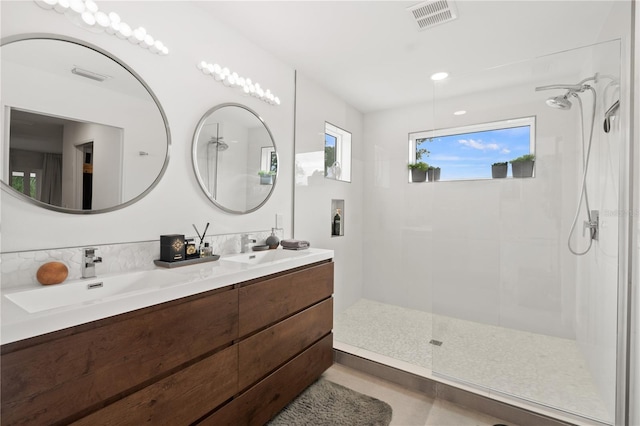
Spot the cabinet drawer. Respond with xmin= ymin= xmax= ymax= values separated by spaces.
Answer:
xmin=200 ymin=334 xmax=333 ymax=426
xmin=1 ymin=288 xmax=238 ymax=426
xmin=238 ymin=298 xmax=333 ymax=390
xmin=73 ymin=345 xmax=238 ymax=426
xmin=239 ymin=261 xmax=333 ymax=336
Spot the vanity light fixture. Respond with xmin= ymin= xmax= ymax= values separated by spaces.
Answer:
xmin=197 ymin=61 xmax=281 ymax=106
xmin=430 ymin=71 xmax=449 ymax=81
xmin=33 ymin=0 xmax=169 ymax=55
xmin=71 ymin=66 xmax=110 ymax=82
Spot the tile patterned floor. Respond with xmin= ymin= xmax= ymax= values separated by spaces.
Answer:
xmin=323 ymin=363 xmax=517 ymax=426
xmin=334 ymin=299 xmax=611 ymax=424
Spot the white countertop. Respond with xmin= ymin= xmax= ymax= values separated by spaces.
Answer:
xmin=1 ymin=248 xmax=333 ymax=345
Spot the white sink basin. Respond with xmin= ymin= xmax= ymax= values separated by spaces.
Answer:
xmin=5 ymin=269 xmax=186 ymax=313
xmin=222 ymin=249 xmax=308 ymax=266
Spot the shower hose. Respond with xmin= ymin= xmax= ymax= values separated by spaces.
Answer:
xmin=567 ymin=86 xmax=597 ymax=256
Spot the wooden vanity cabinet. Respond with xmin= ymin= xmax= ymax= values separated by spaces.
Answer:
xmin=1 ymin=260 xmax=334 ymax=426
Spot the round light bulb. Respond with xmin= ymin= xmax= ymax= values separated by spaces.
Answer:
xmin=106 ymin=20 xmax=119 ymax=35
xmin=81 ymin=11 xmax=96 ymax=26
xmin=221 ymin=67 xmax=230 ymax=76
xmin=243 ymin=85 xmax=250 ymax=94
xmin=67 ymin=0 xmax=85 ymax=15
xmin=84 ymin=0 xmax=98 ymax=13
xmin=161 ymin=46 xmax=169 ymax=55
xmin=94 ymin=11 xmax=110 ymax=29
xmin=143 ymin=35 xmax=154 ymax=49
xmin=197 ymin=61 xmax=207 ymax=70
xmin=117 ymin=22 xmax=132 ymax=39
xmin=275 ymin=97 xmax=281 ymax=105
xmin=212 ymin=64 xmax=222 ymax=74
xmin=153 ymin=40 xmax=165 ymax=53
xmin=109 ymin=12 xmax=121 ymax=24
xmin=128 ymin=28 xmax=143 ymax=44
xmin=453 ymin=110 xmax=467 ymax=115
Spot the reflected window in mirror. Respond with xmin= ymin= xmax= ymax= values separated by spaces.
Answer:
xmin=409 ymin=116 xmax=535 ymax=181
xmin=324 ymin=122 xmax=351 ymax=182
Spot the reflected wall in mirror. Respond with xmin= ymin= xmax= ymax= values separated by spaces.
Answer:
xmin=1 ymin=35 xmax=170 ymax=213
xmin=193 ymin=103 xmax=277 ymax=214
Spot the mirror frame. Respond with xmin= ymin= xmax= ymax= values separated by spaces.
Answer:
xmin=192 ymin=103 xmax=278 ymax=214
xmin=0 ymin=33 xmax=171 ymax=214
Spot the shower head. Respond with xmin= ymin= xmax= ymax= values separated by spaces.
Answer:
xmin=209 ymin=137 xmax=229 ymax=151
xmin=535 ymin=79 xmax=594 ymax=111
xmin=545 ymin=93 xmax=573 ymax=110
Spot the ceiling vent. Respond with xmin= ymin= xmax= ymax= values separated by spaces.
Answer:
xmin=407 ymin=0 xmax=458 ymax=31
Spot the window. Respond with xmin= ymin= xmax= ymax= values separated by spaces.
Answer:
xmin=11 ymin=170 xmax=38 ymax=198
xmin=409 ymin=116 xmax=535 ymax=181
xmin=324 ymin=122 xmax=352 ymax=182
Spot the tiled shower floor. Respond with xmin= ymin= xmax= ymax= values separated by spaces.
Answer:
xmin=334 ymin=299 xmax=611 ymax=424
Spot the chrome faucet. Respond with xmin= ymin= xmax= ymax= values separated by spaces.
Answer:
xmin=82 ymin=247 xmax=102 ymax=278
xmin=240 ymin=234 xmax=256 ymax=253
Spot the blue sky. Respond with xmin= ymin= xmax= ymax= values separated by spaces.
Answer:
xmin=417 ymin=125 xmax=532 ymax=180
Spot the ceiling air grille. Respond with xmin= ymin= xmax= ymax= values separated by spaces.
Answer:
xmin=407 ymin=0 xmax=458 ymax=31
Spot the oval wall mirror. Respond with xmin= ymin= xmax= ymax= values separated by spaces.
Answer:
xmin=1 ymin=35 xmax=170 ymax=214
xmin=192 ymin=103 xmax=278 ymax=214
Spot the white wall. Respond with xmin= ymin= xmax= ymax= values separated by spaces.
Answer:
xmin=0 ymin=1 xmax=295 ymax=253
xmin=63 ymin=121 xmax=123 ymax=210
xmin=293 ymin=73 xmax=364 ymax=316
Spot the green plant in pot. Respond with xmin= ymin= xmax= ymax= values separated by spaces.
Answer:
xmin=408 ymin=140 xmax=430 ymax=183
xmin=427 ymin=165 xmax=441 ymax=182
xmin=491 ymin=162 xmax=508 ymax=178
xmin=258 ymin=170 xmax=276 ymax=184
xmin=510 ymin=154 xmax=535 ymax=178
xmin=408 ymin=161 xmax=429 ymax=182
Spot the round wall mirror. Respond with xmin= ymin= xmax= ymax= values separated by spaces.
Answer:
xmin=1 ymin=35 xmax=170 ymax=214
xmin=192 ymin=103 xmax=278 ymax=214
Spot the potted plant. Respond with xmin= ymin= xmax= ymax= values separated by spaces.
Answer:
xmin=258 ymin=170 xmax=276 ymax=185
xmin=409 ymin=139 xmax=430 ymax=183
xmin=408 ymin=162 xmax=428 ymax=182
xmin=491 ymin=162 xmax=508 ymax=178
xmin=510 ymin=154 xmax=535 ymax=178
xmin=428 ymin=166 xmax=441 ymax=182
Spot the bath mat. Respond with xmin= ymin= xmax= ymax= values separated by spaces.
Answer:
xmin=268 ymin=378 xmax=393 ymax=426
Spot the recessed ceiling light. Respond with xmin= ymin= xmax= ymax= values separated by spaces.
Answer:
xmin=453 ymin=110 xmax=466 ymax=115
xmin=430 ymin=72 xmax=449 ymax=81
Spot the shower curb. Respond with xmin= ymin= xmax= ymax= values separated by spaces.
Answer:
xmin=333 ymin=349 xmax=591 ymax=426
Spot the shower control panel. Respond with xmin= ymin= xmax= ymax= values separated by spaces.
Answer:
xmin=584 ymin=210 xmax=599 ymax=241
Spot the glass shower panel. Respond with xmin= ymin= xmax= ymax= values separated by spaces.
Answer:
xmin=430 ymin=40 xmax=620 ymax=424
xmin=331 ymin=82 xmax=436 ymax=376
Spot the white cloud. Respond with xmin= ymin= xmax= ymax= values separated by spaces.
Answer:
xmin=501 ymin=148 xmax=511 ymax=154
xmin=458 ymin=138 xmax=500 ymax=151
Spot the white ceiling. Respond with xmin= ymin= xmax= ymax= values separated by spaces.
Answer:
xmin=194 ymin=1 xmax=618 ymax=113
